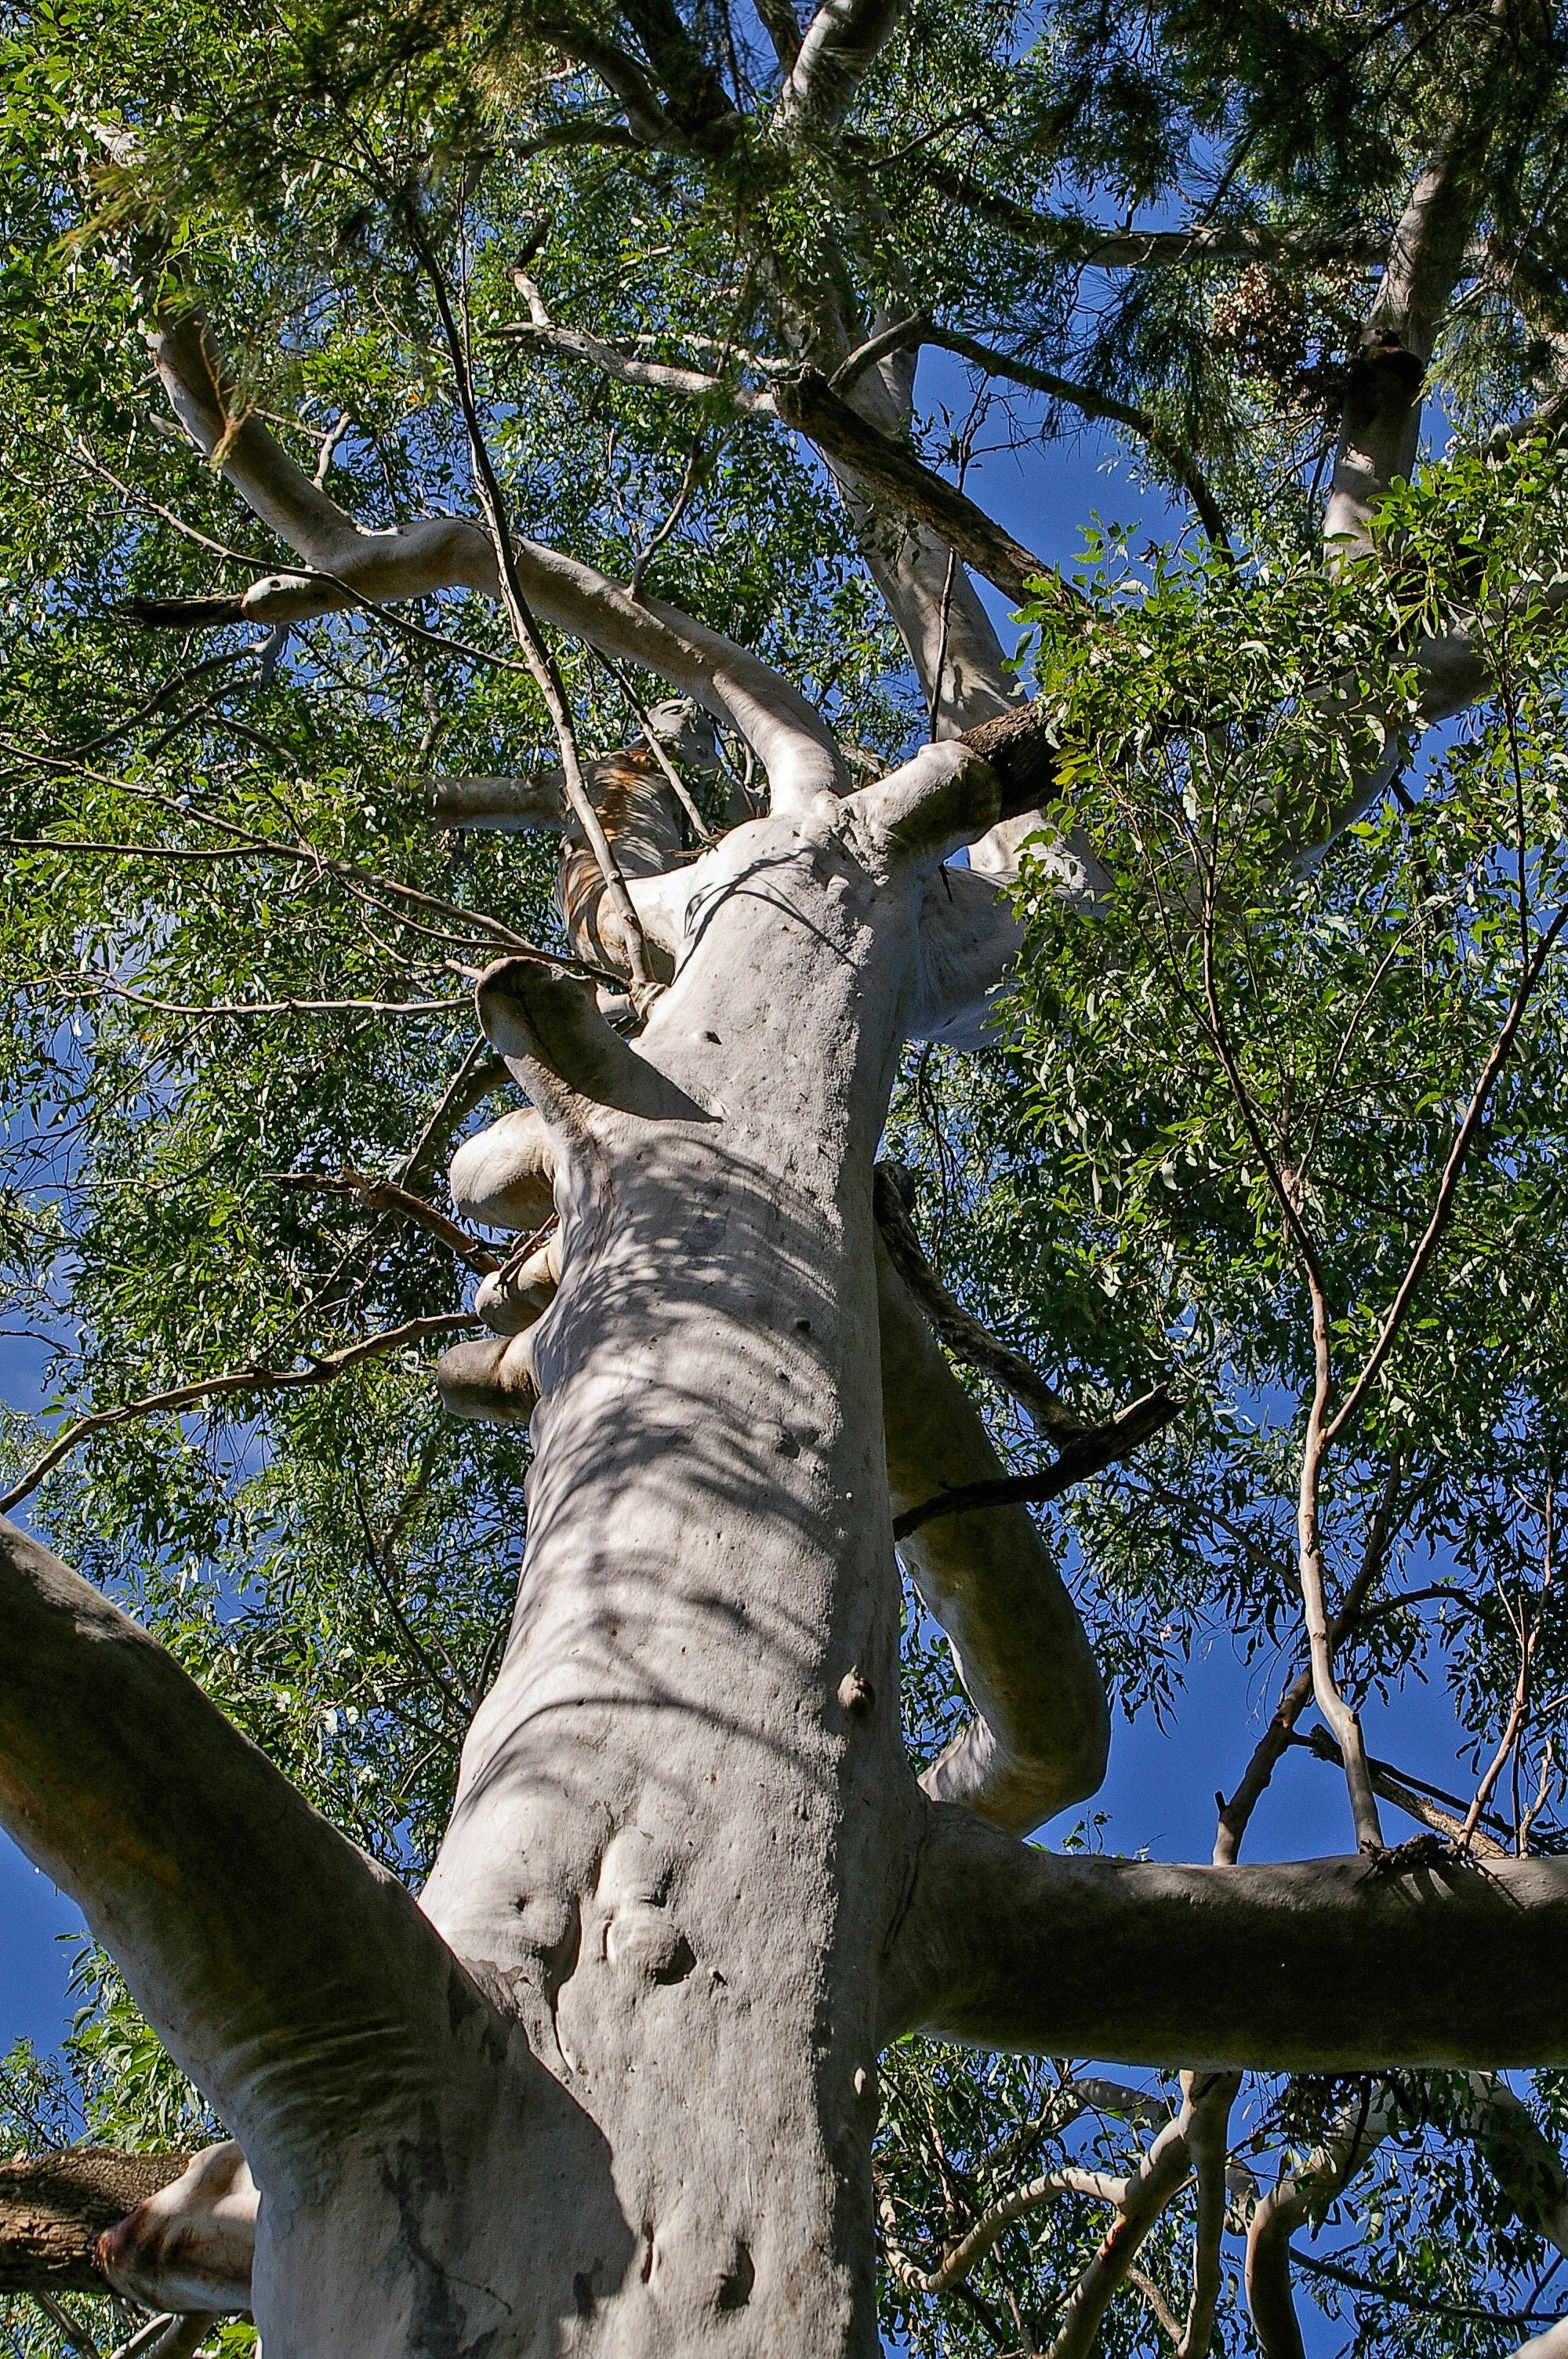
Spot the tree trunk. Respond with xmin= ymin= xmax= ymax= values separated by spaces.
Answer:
xmin=1 ymin=743 xmax=1004 ymax=2359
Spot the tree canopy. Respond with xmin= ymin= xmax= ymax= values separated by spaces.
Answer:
xmin=7 ymin=0 xmax=1568 ymax=2351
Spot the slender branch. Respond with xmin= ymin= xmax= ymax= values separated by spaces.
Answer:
xmin=492 ymin=314 xmax=775 ymax=413
xmin=1290 ymin=2244 xmax=1555 ymax=2326
xmin=0 ymin=1314 xmax=481 ymax=1514
xmin=1042 ymin=2075 xmax=1237 ymax=2359
xmin=1176 ymin=2072 xmax=1238 ymax=2357
xmin=875 ymin=2160 xmax=1127 ymax=2295
xmin=408 ymin=220 xmax=657 ymax=998
xmin=891 ymin=1383 xmax=1179 ymax=1539
xmin=1198 ymin=872 xmax=1382 ymax=1850
xmin=1326 ymin=903 xmax=1568 ymax=1447
xmin=873 ymin=1164 xmax=1084 ymax=1438
xmin=1298 ymin=1728 xmax=1509 ymax=1859
xmin=833 ymin=317 xmax=1229 ymax=547
xmin=269 ymin=1170 xmax=500 ymax=1274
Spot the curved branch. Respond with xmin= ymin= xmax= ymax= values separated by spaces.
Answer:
xmin=891 ymin=1383 xmax=1179 ymax=1540
xmin=0 ymin=1519 xmax=511 ymax=2186
xmin=145 ymin=314 xmax=844 ymax=814
xmin=1246 ymin=2089 xmax=1392 ymax=2359
xmin=0 ymin=1313 xmax=481 ymax=1515
xmin=878 ymin=1239 xmax=1109 ymax=1834
xmin=1041 ymin=2076 xmax=1236 ymax=2359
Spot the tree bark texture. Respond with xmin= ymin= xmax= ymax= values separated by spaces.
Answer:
xmin=0 ymin=2150 xmax=191 ymax=2294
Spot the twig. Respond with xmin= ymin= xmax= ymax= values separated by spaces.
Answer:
xmin=1199 ymin=871 xmax=1383 ymax=1851
xmin=0 ymin=1314 xmax=481 ymax=1513
xmin=628 ymin=429 xmax=710 ymax=598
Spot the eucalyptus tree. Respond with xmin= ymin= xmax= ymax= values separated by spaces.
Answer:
xmin=7 ymin=0 xmax=1568 ymax=2356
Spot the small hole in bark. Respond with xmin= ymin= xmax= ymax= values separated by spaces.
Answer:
xmin=717 ymin=2245 xmax=754 ymax=2310
xmin=795 ymin=1318 xmax=811 ymax=1332
xmin=702 ymin=1029 xmax=721 ymax=1042
xmin=572 ymin=2272 xmax=595 ymax=2319
xmin=774 ymin=1431 xmax=800 ymax=1457
xmin=652 ymin=1934 xmax=696 ymax=1984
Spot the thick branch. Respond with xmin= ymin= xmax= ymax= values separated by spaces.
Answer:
xmin=776 ymin=0 xmax=908 ymax=129
xmin=145 ymin=314 xmax=844 ymax=813
xmin=775 ymin=366 xmax=1070 ymax=612
xmin=888 ymin=1808 xmax=1568 ymax=2064
xmin=0 ymin=2150 xmax=191 ymax=2295
xmin=0 ymin=1520 xmax=509 ymax=2183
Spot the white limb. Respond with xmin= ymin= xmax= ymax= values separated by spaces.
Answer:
xmin=97 ymin=2144 xmax=257 ymax=2317
xmin=877 ymin=1239 xmax=1109 ymax=1833
xmin=1245 ymin=2089 xmax=1394 ymax=2359
xmin=776 ymin=0 xmax=910 ymax=130
xmin=150 ymin=315 xmax=845 ymax=814
xmin=1515 ymin=2324 xmax=1568 ymax=2359
xmin=474 ymin=1233 xmax=562 ymax=1334
xmin=448 ymin=1107 xmax=557 ymax=1233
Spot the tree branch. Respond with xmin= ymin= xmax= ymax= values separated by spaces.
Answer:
xmin=834 ymin=319 xmax=1229 ymax=547
xmin=0 ymin=2150 xmax=191 ymax=2295
xmin=774 ymin=367 xmax=1073 ymax=612
xmin=143 ymin=313 xmax=844 ymax=814
xmin=0 ymin=1520 xmax=514 ymax=2187
xmin=887 ymin=1808 xmax=1568 ymax=2065
xmin=777 ymin=0 xmax=909 ymax=130
xmin=891 ymin=1383 xmax=1179 ymax=1539
xmin=878 ymin=1239 xmax=1109 ymax=1834
xmin=873 ymin=1164 xmax=1084 ymax=1439
xmin=0 ymin=1313 xmax=481 ymax=1514
xmin=1042 ymin=2074 xmax=1238 ymax=2359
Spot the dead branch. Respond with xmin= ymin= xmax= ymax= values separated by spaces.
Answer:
xmin=891 ymin=1383 xmax=1179 ymax=1539
xmin=270 ymin=1170 xmax=500 ymax=1274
